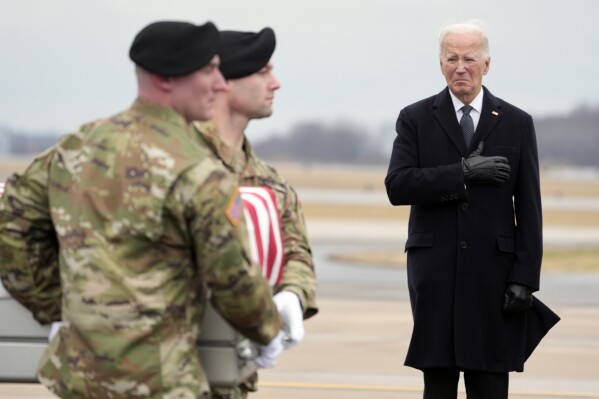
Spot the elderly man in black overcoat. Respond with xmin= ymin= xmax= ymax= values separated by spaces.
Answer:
xmin=385 ymin=21 xmax=559 ymax=399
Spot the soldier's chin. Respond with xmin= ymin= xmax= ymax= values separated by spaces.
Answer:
xmin=196 ymin=109 xmax=214 ymax=122
xmin=252 ymin=109 xmax=273 ymax=120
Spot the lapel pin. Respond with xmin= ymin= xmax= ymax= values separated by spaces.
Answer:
xmin=492 ymin=111 xmax=499 ymax=116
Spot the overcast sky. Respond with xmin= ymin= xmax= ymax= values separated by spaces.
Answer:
xmin=1 ymin=0 xmax=598 ymax=141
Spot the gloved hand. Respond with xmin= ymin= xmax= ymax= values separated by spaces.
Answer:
xmin=254 ymin=331 xmax=285 ymax=368
xmin=503 ymin=283 xmax=533 ymax=314
xmin=273 ymin=291 xmax=304 ymax=349
xmin=462 ymin=141 xmax=511 ymax=185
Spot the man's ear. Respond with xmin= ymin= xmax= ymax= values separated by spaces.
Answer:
xmin=483 ymin=57 xmax=491 ymax=75
xmin=151 ymin=74 xmax=173 ymax=92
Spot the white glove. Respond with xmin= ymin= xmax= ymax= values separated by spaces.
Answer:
xmin=48 ymin=321 xmax=62 ymax=342
xmin=254 ymin=331 xmax=284 ymax=368
xmin=273 ymin=291 xmax=304 ymax=349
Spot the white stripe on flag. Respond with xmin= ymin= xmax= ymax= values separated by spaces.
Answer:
xmin=240 ymin=186 xmax=284 ymax=287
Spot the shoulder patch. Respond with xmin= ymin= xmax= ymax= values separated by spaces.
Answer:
xmin=225 ymin=188 xmax=244 ymax=226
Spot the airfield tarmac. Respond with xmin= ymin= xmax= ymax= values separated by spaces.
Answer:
xmin=1 ymin=230 xmax=598 ymax=399
xmin=250 ymin=237 xmax=599 ymax=399
xmin=0 ymin=162 xmax=598 ymax=398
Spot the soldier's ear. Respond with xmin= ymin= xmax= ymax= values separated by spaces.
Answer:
xmin=151 ymin=74 xmax=174 ymax=92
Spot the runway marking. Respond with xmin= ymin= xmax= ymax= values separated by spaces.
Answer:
xmin=261 ymin=381 xmax=421 ymax=392
xmin=260 ymin=381 xmax=599 ymax=398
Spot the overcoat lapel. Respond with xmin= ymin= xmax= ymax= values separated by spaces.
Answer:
xmin=433 ymin=86 xmax=505 ymax=155
xmin=432 ymin=88 xmax=468 ymax=156
xmin=470 ymin=86 xmax=502 ymax=152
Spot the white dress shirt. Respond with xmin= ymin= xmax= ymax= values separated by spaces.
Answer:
xmin=449 ymin=87 xmax=484 ymax=132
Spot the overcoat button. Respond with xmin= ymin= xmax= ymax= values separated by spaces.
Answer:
xmin=460 ymin=241 xmax=468 ymax=249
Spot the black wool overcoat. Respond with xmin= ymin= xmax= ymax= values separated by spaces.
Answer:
xmin=385 ymin=87 xmax=560 ymax=372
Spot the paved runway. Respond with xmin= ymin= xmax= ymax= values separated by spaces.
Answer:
xmin=0 ymin=226 xmax=598 ymax=399
xmin=251 ymin=237 xmax=599 ymax=399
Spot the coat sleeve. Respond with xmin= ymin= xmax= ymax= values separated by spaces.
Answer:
xmin=508 ymin=115 xmax=543 ymax=291
xmin=0 ymin=148 xmax=61 ymax=324
xmin=385 ymin=108 xmax=467 ymax=205
xmin=181 ymin=165 xmax=281 ymax=345
xmin=274 ymin=184 xmax=318 ymax=319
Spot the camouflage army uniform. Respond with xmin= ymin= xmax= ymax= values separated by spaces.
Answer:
xmin=0 ymin=99 xmax=280 ymax=399
xmin=192 ymin=121 xmax=318 ymax=399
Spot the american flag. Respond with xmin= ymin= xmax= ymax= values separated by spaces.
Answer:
xmin=240 ymin=186 xmax=284 ymax=287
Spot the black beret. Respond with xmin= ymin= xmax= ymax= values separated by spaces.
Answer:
xmin=129 ymin=21 xmax=220 ymax=76
xmin=219 ymin=27 xmax=276 ymax=80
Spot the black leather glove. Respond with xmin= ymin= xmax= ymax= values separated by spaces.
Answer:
xmin=462 ymin=141 xmax=511 ymax=185
xmin=503 ymin=283 xmax=533 ymax=314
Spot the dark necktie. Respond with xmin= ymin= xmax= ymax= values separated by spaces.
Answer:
xmin=460 ymin=105 xmax=474 ymax=148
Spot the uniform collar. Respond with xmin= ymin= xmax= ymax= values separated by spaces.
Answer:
xmin=192 ymin=121 xmax=253 ymax=176
xmin=131 ymin=97 xmax=189 ymax=129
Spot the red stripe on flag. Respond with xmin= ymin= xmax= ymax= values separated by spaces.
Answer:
xmin=240 ymin=186 xmax=284 ymax=287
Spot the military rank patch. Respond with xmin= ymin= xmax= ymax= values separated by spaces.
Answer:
xmin=225 ymin=188 xmax=244 ymax=226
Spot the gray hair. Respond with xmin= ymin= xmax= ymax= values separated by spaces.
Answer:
xmin=438 ymin=21 xmax=490 ymax=60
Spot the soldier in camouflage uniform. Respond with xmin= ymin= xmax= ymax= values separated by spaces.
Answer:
xmin=192 ymin=27 xmax=318 ymax=399
xmin=0 ymin=21 xmax=283 ymax=399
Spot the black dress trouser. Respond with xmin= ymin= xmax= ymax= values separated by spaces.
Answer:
xmin=423 ymin=368 xmax=509 ymax=399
